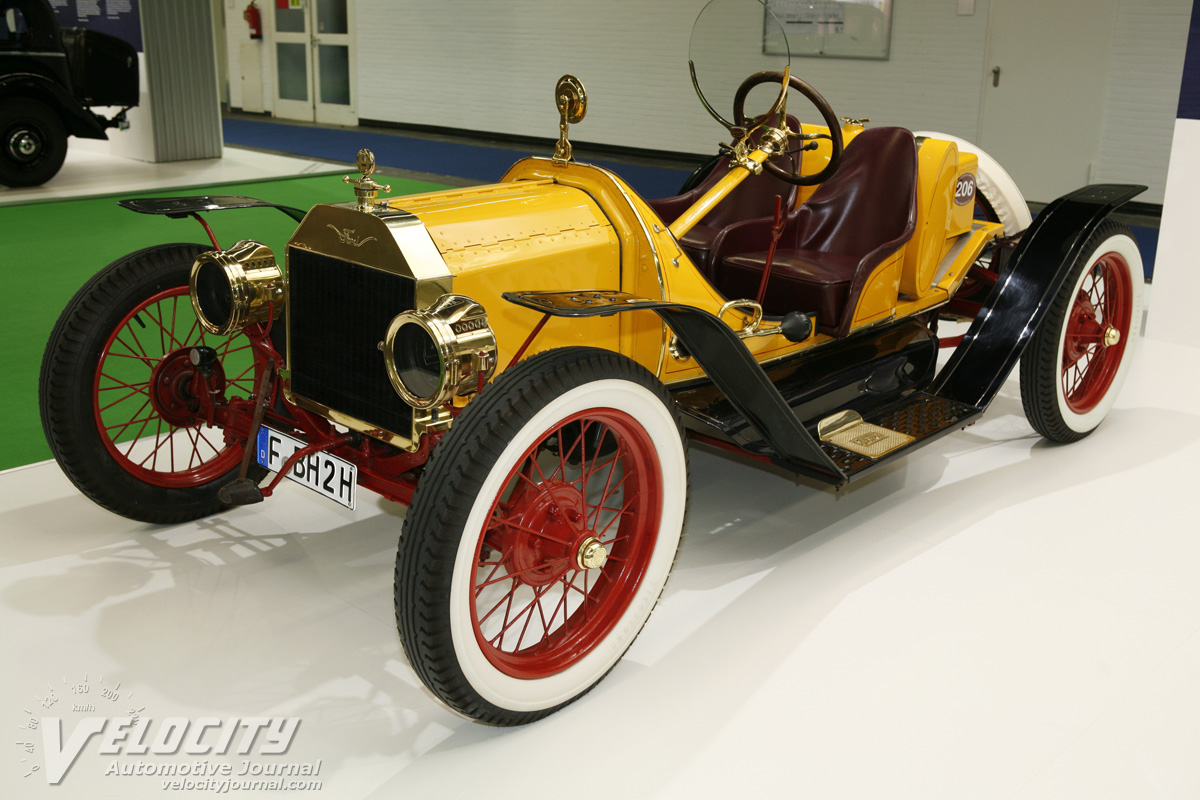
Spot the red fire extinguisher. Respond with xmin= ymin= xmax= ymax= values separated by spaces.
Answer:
xmin=244 ymin=0 xmax=262 ymax=39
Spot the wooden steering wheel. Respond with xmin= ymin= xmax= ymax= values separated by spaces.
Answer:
xmin=732 ymin=71 xmax=844 ymax=186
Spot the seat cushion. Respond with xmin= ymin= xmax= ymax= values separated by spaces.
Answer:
xmin=720 ymin=249 xmax=859 ymax=329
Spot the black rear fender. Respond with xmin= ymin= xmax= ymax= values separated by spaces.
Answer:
xmin=933 ymin=184 xmax=1147 ymax=409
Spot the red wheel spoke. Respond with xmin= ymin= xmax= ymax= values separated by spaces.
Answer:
xmin=590 ymin=462 xmax=631 ymax=526
xmin=139 ymin=421 xmax=169 ymax=470
xmin=576 ymin=448 xmax=621 ymax=494
xmin=226 ymin=361 xmax=257 ymax=386
xmin=101 ymin=350 xmax=158 ymax=366
xmin=196 ymin=427 xmax=222 ymax=458
xmin=514 ymin=583 xmax=556 ymax=650
xmin=221 ymin=342 xmax=254 ymax=357
xmin=145 ymin=304 xmax=185 ymax=352
xmin=551 ymin=423 xmax=585 ymax=480
xmin=578 ymin=422 xmax=604 ymax=484
xmin=488 ymin=515 xmax=571 ymax=545
xmin=476 ymin=557 xmax=572 ymax=590
xmin=563 ymin=573 xmax=597 ymax=603
xmin=97 ymin=374 xmax=151 ymax=394
xmin=98 ymin=385 xmax=153 ymax=413
xmin=103 ymin=398 xmax=153 ymax=435
xmin=184 ymin=317 xmax=203 ymax=348
xmin=121 ymin=412 xmax=157 ymax=458
xmin=475 ymin=558 xmax=508 ymax=595
xmin=596 ymin=494 xmax=637 ymax=538
xmin=184 ymin=427 xmax=202 ymax=470
xmin=479 ymin=582 xmax=518 ymax=628
xmin=539 ymin=581 xmax=571 ymax=648
xmin=110 ymin=333 xmax=155 ymax=363
xmin=123 ymin=321 xmax=158 ymax=364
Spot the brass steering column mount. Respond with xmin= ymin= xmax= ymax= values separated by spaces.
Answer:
xmin=344 ymin=148 xmax=391 ymax=213
xmin=552 ymin=74 xmax=588 ymax=163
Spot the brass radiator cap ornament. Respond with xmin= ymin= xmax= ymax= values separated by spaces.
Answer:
xmin=343 ymin=149 xmax=391 ymax=212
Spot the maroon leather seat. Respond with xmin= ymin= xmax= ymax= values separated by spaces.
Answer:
xmin=647 ymin=122 xmax=800 ymax=279
xmin=711 ymin=127 xmax=918 ymax=337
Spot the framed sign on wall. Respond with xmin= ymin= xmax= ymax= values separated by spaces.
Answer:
xmin=764 ymin=0 xmax=892 ymax=60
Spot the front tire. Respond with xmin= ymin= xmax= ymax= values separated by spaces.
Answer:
xmin=395 ymin=348 xmax=688 ymax=724
xmin=40 ymin=243 xmax=268 ymax=523
xmin=1019 ymin=220 xmax=1143 ymax=442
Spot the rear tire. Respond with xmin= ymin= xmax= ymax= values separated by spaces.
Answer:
xmin=0 ymin=98 xmax=68 ymax=187
xmin=1019 ymin=221 xmax=1143 ymax=442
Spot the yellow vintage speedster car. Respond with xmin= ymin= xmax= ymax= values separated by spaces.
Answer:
xmin=40 ymin=14 xmax=1144 ymax=725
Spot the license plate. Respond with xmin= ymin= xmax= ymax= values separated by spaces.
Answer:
xmin=256 ymin=426 xmax=357 ymax=509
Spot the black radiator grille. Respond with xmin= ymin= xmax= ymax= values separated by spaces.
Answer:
xmin=288 ymin=248 xmax=415 ymax=440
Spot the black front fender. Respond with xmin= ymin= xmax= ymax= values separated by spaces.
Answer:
xmin=0 ymin=73 xmax=107 ymax=139
xmin=503 ymin=290 xmax=845 ymax=485
xmin=117 ymin=195 xmax=308 ymax=223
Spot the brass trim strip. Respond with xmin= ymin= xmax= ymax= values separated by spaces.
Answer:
xmin=582 ymin=162 xmax=670 ymax=377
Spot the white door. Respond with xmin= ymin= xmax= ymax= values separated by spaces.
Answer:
xmin=976 ymin=0 xmax=1117 ymax=205
xmin=272 ymin=0 xmax=356 ymax=126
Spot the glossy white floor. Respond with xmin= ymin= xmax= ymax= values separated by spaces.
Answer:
xmin=0 ymin=140 xmax=335 ymax=206
xmin=5 ymin=339 xmax=1198 ymax=799
xmin=3 ymin=150 xmax=1198 ymax=798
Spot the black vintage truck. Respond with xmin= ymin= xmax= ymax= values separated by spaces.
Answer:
xmin=0 ymin=0 xmax=137 ymax=186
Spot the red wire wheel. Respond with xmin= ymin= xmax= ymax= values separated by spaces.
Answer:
xmin=1020 ymin=221 xmax=1143 ymax=443
xmin=41 ymin=243 xmax=270 ymax=524
xmin=93 ymin=286 xmax=263 ymax=487
xmin=395 ymin=348 xmax=688 ymax=725
xmin=1059 ymin=251 xmax=1133 ymax=414
xmin=472 ymin=408 xmax=662 ymax=679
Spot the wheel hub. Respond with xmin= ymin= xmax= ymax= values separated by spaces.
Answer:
xmin=7 ymin=129 xmax=40 ymax=161
xmin=500 ymin=481 xmax=588 ymax=587
xmin=1064 ymin=292 xmax=1104 ymax=365
xmin=149 ymin=349 xmax=225 ymax=426
xmin=1103 ymin=325 xmax=1121 ymax=347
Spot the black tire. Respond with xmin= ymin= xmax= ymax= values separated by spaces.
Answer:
xmin=40 ymin=243 xmax=268 ymax=524
xmin=395 ymin=347 xmax=688 ymax=725
xmin=0 ymin=98 xmax=68 ymax=187
xmin=1019 ymin=220 xmax=1143 ymax=443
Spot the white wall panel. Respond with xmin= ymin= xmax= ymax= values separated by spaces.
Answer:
xmin=1094 ymin=0 xmax=1191 ymax=205
xmin=355 ymin=0 xmax=993 ymax=156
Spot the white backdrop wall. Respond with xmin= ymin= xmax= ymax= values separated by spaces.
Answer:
xmin=355 ymin=0 xmax=995 ymax=155
xmin=1094 ymin=0 xmax=1190 ymax=202
xmin=222 ymin=0 xmax=1189 ymax=203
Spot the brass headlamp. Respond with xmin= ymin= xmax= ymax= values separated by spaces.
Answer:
xmin=383 ymin=295 xmax=497 ymax=410
xmin=190 ymin=240 xmax=284 ymax=336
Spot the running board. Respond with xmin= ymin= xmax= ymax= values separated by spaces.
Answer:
xmin=725 ymin=392 xmax=982 ymax=482
xmin=815 ymin=394 xmax=981 ymax=479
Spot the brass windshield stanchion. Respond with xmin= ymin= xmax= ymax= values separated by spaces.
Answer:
xmin=552 ymin=75 xmax=587 ymax=163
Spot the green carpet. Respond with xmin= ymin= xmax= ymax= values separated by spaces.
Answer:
xmin=0 ymin=172 xmax=449 ymax=472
